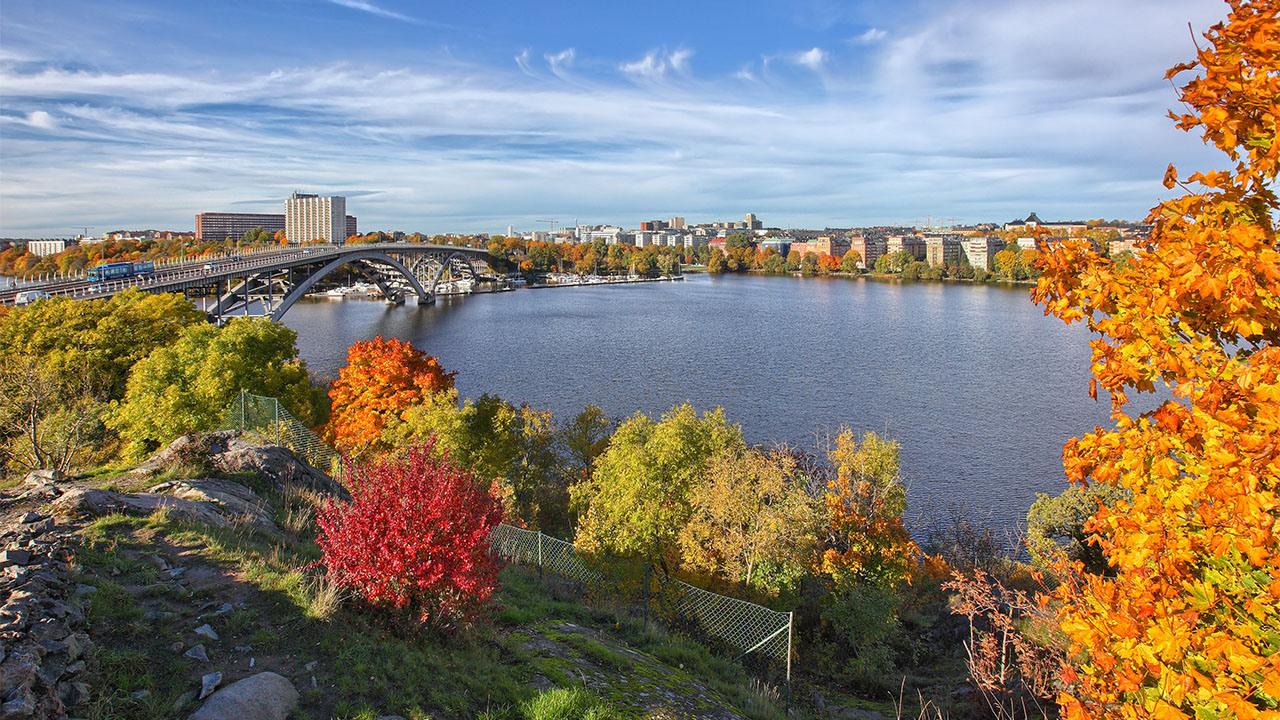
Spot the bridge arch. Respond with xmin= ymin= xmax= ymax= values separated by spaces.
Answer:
xmin=426 ymin=251 xmax=481 ymax=292
xmin=268 ymin=251 xmax=431 ymax=321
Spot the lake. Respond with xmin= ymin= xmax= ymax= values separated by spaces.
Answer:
xmin=281 ymin=273 xmax=1113 ymax=537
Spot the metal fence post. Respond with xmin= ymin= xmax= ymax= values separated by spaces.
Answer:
xmin=239 ymin=390 xmax=246 ymax=430
xmin=274 ymin=398 xmax=281 ymax=446
xmin=785 ymin=611 xmax=794 ymax=715
xmin=537 ymin=531 xmax=544 ymax=579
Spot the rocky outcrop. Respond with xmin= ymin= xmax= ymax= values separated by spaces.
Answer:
xmin=186 ymin=671 xmax=298 ymax=720
xmin=0 ymin=503 xmax=91 ymax=719
xmin=149 ymin=479 xmax=276 ymax=534
xmin=132 ymin=432 xmax=346 ymax=498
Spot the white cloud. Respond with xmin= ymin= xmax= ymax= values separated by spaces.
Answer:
xmin=326 ymin=0 xmax=414 ymax=23
xmin=620 ymin=48 xmax=694 ymax=80
xmin=854 ymin=27 xmax=888 ymax=44
xmin=24 ymin=110 xmax=58 ymax=130
xmin=791 ymin=47 xmax=827 ymax=72
xmin=545 ymin=48 xmax=576 ymax=80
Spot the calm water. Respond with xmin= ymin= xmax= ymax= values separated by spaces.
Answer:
xmin=282 ymin=274 xmax=1112 ymax=534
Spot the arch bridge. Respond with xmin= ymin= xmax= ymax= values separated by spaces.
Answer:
xmin=0 ymin=243 xmax=497 ymax=322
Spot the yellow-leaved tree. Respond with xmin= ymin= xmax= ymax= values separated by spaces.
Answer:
xmin=1033 ymin=1 xmax=1280 ymax=717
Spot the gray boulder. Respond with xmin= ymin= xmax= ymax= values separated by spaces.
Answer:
xmin=51 ymin=487 xmax=230 ymax=528
xmin=134 ymin=431 xmax=346 ymax=498
xmin=150 ymin=479 xmax=277 ymax=534
xmin=187 ymin=672 xmax=298 ymax=720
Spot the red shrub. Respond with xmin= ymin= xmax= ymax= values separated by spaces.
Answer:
xmin=316 ymin=442 xmax=504 ymax=629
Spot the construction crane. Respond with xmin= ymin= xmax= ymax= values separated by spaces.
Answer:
xmin=73 ymin=226 xmax=95 ymax=240
xmin=536 ymin=219 xmax=558 ymax=233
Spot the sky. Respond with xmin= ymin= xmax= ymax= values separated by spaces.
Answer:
xmin=0 ymin=0 xmax=1230 ymax=237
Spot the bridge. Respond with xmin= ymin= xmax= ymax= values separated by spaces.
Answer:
xmin=0 ymin=243 xmax=497 ymax=322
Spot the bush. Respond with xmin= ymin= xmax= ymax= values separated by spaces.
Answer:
xmin=315 ymin=442 xmax=504 ymax=629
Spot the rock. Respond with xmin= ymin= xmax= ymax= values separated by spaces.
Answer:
xmin=151 ymin=479 xmax=278 ymax=534
xmin=303 ymin=661 xmax=316 ymax=672
xmin=195 ymin=624 xmax=219 ymax=640
xmin=167 ymin=567 xmax=187 ymax=579
xmin=24 ymin=469 xmax=64 ymax=483
xmin=130 ymin=689 xmax=151 ymax=700
xmin=173 ymin=690 xmax=197 ymax=712
xmin=198 ymin=671 xmax=222 ymax=700
xmin=184 ymin=644 xmax=210 ymax=663
xmin=248 ymin=657 xmax=255 ymax=668
xmin=212 ymin=603 xmax=234 ymax=616
xmin=73 ymin=584 xmax=96 ymax=597
xmin=17 ymin=512 xmax=40 ymax=524
xmin=51 ymin=487 xmax=231 ymax=528
xmin=1 ymin=692 xmax=36 ymax=717
xmin=135 ymin=431 xmax=346 ymax=499
xmin=0 ymin=549 xmax=32 ymax=566
xmin=187 ymin=671 xmax=298 ymax=720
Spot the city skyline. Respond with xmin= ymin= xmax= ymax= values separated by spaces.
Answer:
xmin=1 ymin=0 xmax=1225 ymax=236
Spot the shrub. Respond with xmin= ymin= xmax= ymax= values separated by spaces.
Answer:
xmin=315 ymin=442 xmax=504 ymax=629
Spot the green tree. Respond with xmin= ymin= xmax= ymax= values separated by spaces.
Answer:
xmin=111 ymin=318 xmax=314 ymax=458
xmin=571 ymin=404 xmax=744 ymax=569
xmin=678 ymin=447 xmax=822 ymax=598
xmin=725 ymin=233 xmax=754 ymax=250
xmin=0 ymin=289 xmax=203 ymax=401
xmin=873 ymin=253 xmax=894 ymax=274
xmin=800 ymin=252 xmax=819 ymax=275
xmin=1025 ymin=482 xmax=1127 ymax=576
xmin=841 ymin=250 xmax=862 ymax=273
xmin=785 ymin=249 xmax=802 ymax=271
xmin=706 ymin=248 xmax=727 ymax=274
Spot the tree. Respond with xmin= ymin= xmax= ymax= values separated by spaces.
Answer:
xmin=571 ymin=404 xmax=744 ymax=569
xmin=316 ymin=443 xmax=504 ymax=629
xmin=326 ymin=337 xmax=455 ymax=457
xmin=800 ymin=252 xmax=819 ymax=275
xmin=678 ymin=447 xmax=821 ymax=597
xmin=0 ymin=356 xmax=106 ymax=474
xmin=0 ymin=290 xmax=203 ymax=401
xmin=820 ymin=429 xmax=919 ymax=590
xmin=725 ymin=232 xmax=754 ymax=250
xmin=873 ymin=253 xmax=894 ymax=274
xmin=111 ymin=318 xmax=314 ymax=458
xmin=817 ymin=254 xmax=841 ymax=274
xmin=786 ymin=249 xmax=802 ymax=271
xmin=1025 ymin=483 xmax=1127 ymax=576
xmin=386 ymin=391 xmax=567 ymax=533
xmin=1033 ymin=4 xmax=1280 ymax=717
xmin=706 ymin=248 xmax=727 ymax=274
xmin=841 ymin=249 xmax=862 ymax=273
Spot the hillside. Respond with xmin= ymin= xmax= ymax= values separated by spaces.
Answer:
xmin=0 ymin=433 xmax=892 ymax=720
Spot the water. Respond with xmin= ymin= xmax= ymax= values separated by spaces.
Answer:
xmin=281 ymin=274 xmax=1114 ymax=533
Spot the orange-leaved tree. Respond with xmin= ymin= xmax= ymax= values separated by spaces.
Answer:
xmin=326 ymin=336 xmax=455 ymax=457
xmin=1033 ymin=2 xmax=1280 ymax=717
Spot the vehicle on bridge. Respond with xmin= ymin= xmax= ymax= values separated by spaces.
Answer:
xmin=14 ymin=290 xmax=51 ymax=306
xmin=86 ymin=261 xmax=156 ymax=282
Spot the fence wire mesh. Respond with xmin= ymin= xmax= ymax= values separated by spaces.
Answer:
xmin=224 ymin=391 xmax=344 ymax=480
xmin=489 ymin=523 xmax=793 ymax=676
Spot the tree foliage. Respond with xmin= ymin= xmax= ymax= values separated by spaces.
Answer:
xmin=1032 ymin=3 xmax=1280 ymax=716
xmin=110 ymin=318 xmax=314 ymax=458
xmin=325 ymin=336 xmax=455 ymax=457
xmin=571 ymin=404 xmax=744 ymax=568
xmin=678 ymin=447 xmax=822 ymax=597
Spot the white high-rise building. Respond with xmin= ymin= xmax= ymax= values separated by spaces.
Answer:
xmin=285 ymin=192 xmax=347 ymax=244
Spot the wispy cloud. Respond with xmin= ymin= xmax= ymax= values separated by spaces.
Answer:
xmin=854 ymin=27 xmax=888 ymax=44
xmin=790 ymin=47 xmax=827 ymax=72
xmin=326 ymin=0 xmax=414 ymax=23
xmin=545 ymin=48 xmax=576 ymax=81
xmin=620 ymin=48 xmax=694 ymax=80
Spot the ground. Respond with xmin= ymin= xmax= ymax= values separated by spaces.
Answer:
xmin=4 ymin=437 xmax=921 ymax=720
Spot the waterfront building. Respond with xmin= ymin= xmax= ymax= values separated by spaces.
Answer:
xmin=925 ymin=235 xmax=964 ymax=267
xmin=963 ymin=236 xmax=1005 ymax=270
xmin=790 ymin=236 xmax=850 ymax=259
xmin=759 ymin=238 xmax=791 ymax=257
xmin=848 ymin=235 xmax=886 ymax=269
xmin=886 ymin=235 xmax=928 ymax=261
xmin=27 ymin=239 xmax=67 ymax=257
xmin=196 ymin=211 xmax=355 ymax=243
xmin=285 ymin=193 xmax=346 ymax=244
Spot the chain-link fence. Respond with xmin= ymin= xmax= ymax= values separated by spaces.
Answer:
xmin=224 ymin=391 xmax=344 ymax=481
xmin=489 ymin=523 xmax=794 ymax=692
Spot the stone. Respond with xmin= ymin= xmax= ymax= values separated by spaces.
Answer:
xmin=173 ymin=690 xmax=197 ymax=712
xmin=212 ymin=603 xmax=234 ymax=616
xmin=198 ymin=671 xmax=222 ymax=700
xmin=1 ymin=692 xmax=35 ymax=717
xmin=303 ymin=661 xmax=316 ymax=672
xmin=187 ymin=672 xmax=298 ymax=720
xmin=167 ymin=567 xmax=188 ymax=579
xmin=17 ymin=512 xmax=40 ymax=524
xmin=63 ymin=633 xmax=89 ymax=661
xmin=248 ymin=657 xmax=255 ymax=668
xmin=152 ymin=479 xmax=278 ymax=534
xmin=184 ymin=644 xmax=210 ymax=663
xmin=130 ymin=689 xmax=152 ymax=700
xmin=51 ymin=487 xmax=232 ymax=528
xmin=195 ymin=624 xmax=219 ymax=640
xmin=73 ymin=584 xmax=96 ymax=597
xmin=0 ymin=549 xmax=32 ymax=566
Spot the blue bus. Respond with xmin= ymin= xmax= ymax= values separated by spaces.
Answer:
xmin=86 ymin=261 xmax=155 ymax=282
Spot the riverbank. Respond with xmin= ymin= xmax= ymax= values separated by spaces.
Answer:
xmin=526 ymin=274 xmax=685 ymax=289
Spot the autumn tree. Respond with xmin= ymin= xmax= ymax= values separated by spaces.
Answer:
xmin=325 ymin=336 xmax=455 ymax=456
xmin=111 ymin=318 xmax=315 ymax=458
xmin=571 ymin=404 xmax=744 ymax=570
xmin=1032 ymin=3 xmax=1280 ymax=717
xmin=841 ymin=249 xmax=863 ymax=273
xmin=678 ymin=446 xmax=822 ymax=598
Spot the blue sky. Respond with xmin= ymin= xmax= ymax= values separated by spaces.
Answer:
xmin=0 ymin=0 xmax=1227 ymax=236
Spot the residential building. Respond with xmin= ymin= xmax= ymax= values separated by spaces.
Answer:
xmin=195 ymin=212 xmax=285 ymax=241
xmin=790 ymin=235 xmax=850 ymax=259
xmin=848 ymin=235 xmax=886 ymax=270
xmin=745 ymin=213 xmax=762 ymax=230
xmin=28 ymin=240 xmax=67 ymax=257
xmin=669 ymin=216 xmax=686 ymax=229
xmin=285 ymin=193 xmax=346 ymax=244
xmin=886 ymin=234 xmax=927 ymax=261
xmin=759 ymin=238 xmax=791 ymax=257
xmin=346 ymin=215 xmax=358 ymax=238
xmin=925 ymin=235 xmax=964 ymax=267
xmin=963 ymin=236 xmax=1005 ymax=270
